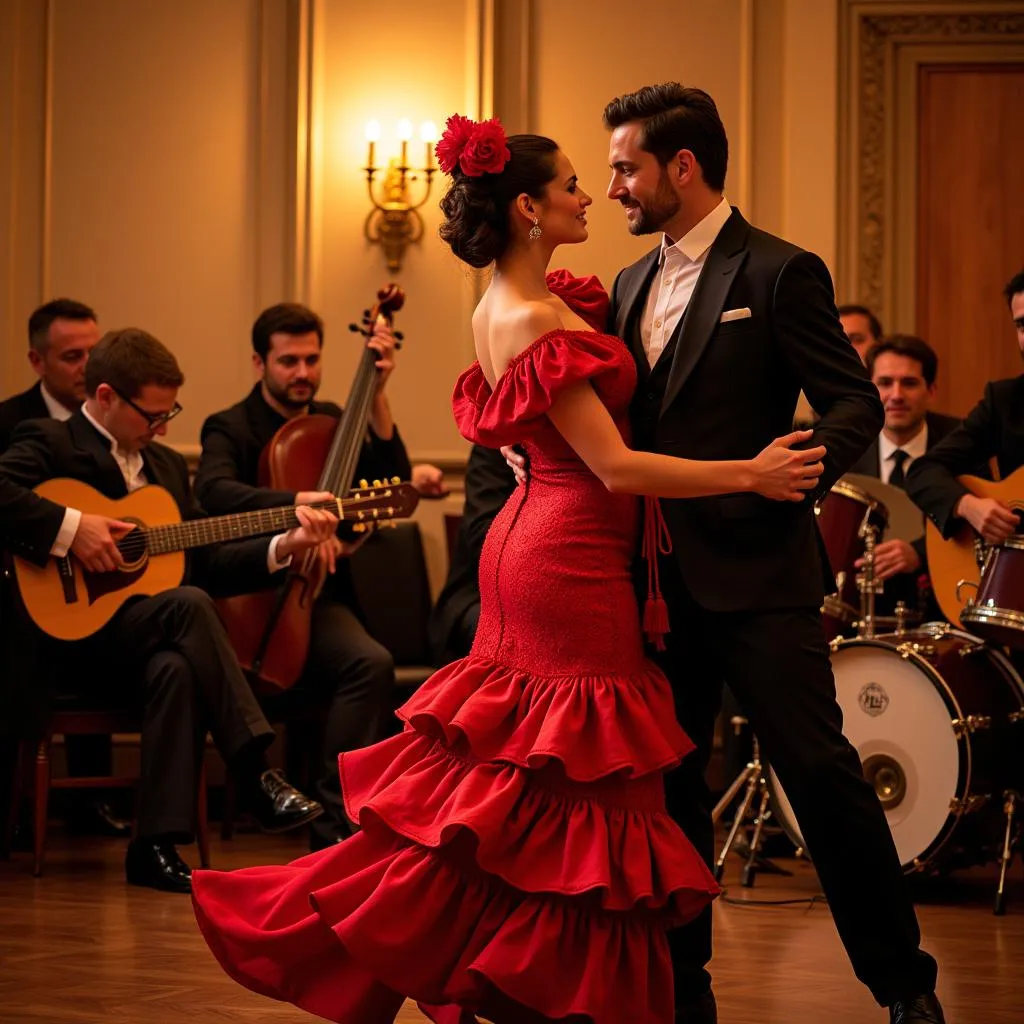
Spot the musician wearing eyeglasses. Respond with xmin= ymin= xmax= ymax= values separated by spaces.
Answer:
xmin=194 ymin=302 xmax=411 ymax=851
xmin=907 ymin=270 xmax=1024 ymax=545
xmin=0 ymin=328 xmax=339 ymax=893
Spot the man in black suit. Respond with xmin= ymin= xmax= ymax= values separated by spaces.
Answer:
xmin=0 ymin=298 xmax=128 ymax=835
xmin=603 ymin=84 xmax=941 ymax=1023
xmin=194 ymin=302 xmax=411 ymax=850
xmin=907 ymin=270 xmax=1024 ymax=545
xmin=0 ymin=299 xmax=101 ymax=449
xmin=849 ymin=335 xmax=961 ymax=617
xmin=0 ymin=328 xmax=332 ymax=891
xmin=427 ymin=444 xmax=515 ymax=666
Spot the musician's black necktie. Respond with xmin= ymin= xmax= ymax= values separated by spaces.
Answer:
xmin=889 ymin=448 xmax=909 ymax=489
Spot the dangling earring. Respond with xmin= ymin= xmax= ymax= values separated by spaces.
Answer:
xmin=529 ymin=217 xmax=542 ymax=242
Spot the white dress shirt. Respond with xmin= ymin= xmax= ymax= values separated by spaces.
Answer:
xmin=878 ymin=423 xmax=929 ymax=485
xmin=40 ymin=382 xmax=74 ymax=422
xmin=640 ymin=196 xmax=733 ymax=368
xmin=53 ymin=405 xmax=289 ymax=570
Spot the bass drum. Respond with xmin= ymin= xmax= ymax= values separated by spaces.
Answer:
xmin=768 ymin=624 xmax=1024 ymax=873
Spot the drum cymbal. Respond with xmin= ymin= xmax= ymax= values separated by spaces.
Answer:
xmin=841 ymin=473 xmax=925 ymax=544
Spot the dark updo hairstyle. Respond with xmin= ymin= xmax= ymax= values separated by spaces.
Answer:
xmin=439 ymin=134 xmax=559 ymax=268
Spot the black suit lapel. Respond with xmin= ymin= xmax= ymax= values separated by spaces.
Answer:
xmin=25 ymin=382 xmax=49 ymax=420
xmin=614 ymin=249 xmax=660 ymax=376
xmin=69 ymin=412 xmax=129 ymax=498
xmin=660 ymin=209 xmax=750 ymax=417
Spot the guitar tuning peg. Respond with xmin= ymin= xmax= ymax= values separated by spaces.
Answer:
xmin=372 ymin=479 xmax=382 ymax=487
xmin=390 ymin=476 xmax=400 ymax=485
xmin=359 ymin=479 xmax=369 ymax=489
xmin=348 ymin=323 xmax=362 ymax=333
xmin=363 ymin=309 xmax=371 ymax=318
xmin=393 ymin=331 xmax=404 ymax=341
xmin=352 ymin=523 xmax=366 ymax=533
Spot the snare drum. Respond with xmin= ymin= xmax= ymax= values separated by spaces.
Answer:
xmin=768 ymin=623 xmax=1024 ymax=873
xmin=816 ymin=482 xmax=889 ymax=637
xmin=961 ymin=537 xmax=1024 ymax=651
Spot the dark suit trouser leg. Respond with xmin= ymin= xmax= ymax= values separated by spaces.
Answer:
xmin=656 ymin=562 xmax=937 ymax=1008
xmin=297 ymin=600 xmax=395 ymax=844
xmin=113 ymin=587 xmax=274 ymax=841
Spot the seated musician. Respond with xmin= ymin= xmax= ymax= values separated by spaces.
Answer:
xmin=428 ymin=444 xmax=515 ymax=666
xmin=194 ymin=302 xmax=410 ymax=850
xmin=907 ymin=270 xmax=1024 ymax=546
xmin=0 ymin=328 xmax=333 ymax=893
xmin=849 ymin=334 xmax=962 ymax=619
xmin=0 ymin=298 xmax=130 ymax=836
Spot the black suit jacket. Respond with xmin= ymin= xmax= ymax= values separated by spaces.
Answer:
xmin=906 ymin=375 xmax=1024 ymax=538
xmin=194 ymin=384 xmax=411 ymax=514
xmin=0 ymin=412 xmax=278 ymax=595
xmin=609 ymin=208 xmax=884 ymax=611
xmin=428 ymin=444 xmax=516 ymax=663
xmin=0 ymin=381 xmax=50 ymax=451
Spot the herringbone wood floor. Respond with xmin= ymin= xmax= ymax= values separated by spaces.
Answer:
xmin=0 ymin=831 xmax=1021 ymax=1023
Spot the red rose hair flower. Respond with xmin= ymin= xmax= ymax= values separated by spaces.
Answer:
xmin=436 ymin=113 xmax=511 ymax=177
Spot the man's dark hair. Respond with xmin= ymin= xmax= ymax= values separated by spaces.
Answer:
xmin=1003 ymin=269 xmax=1024 ymax=307
xmin=866 ymin=334 xmax=938 ymax=388
xmin=602 ymin=83 xmax=728 ymax=192
xmin=84 ymin=328 xmax=185 ymax=399
xmin=837 ymin=304 xmax=883 ymax=342
xmin=252 ymin=303 xmax=324 ymax=360
xmin=27 ymin=298 xmax=97 ymax=355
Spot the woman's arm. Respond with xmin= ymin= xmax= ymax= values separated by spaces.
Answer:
xmin=547 ymin=380 xmax=824 ymax=501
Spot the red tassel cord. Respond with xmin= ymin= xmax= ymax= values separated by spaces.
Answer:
xmin=641 ymin=495 xmax=673 ymax=650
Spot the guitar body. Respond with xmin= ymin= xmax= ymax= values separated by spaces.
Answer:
xmin=926 ymin=468 xmax=1024 ymax=628
xmin=13 ymin=479 xmax=185 ymax=641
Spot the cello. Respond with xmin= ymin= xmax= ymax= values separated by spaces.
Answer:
xmin=216 ymin=285 xmax=406 ymax=694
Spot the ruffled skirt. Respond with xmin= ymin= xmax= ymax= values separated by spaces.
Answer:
xmin=191 ymin=655 xmax=719 ymax=1024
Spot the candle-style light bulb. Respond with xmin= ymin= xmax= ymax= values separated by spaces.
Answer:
xmin=365 ymin=120 xmax=381 ymax=168
xmin=420 ymin=120 xmax=437 ymax=170
xmin=397 ymin=118 xmax=412 ymax=166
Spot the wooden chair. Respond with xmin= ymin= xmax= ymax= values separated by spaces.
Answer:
xmin=3 ymin=702 xmax=210 ymax=877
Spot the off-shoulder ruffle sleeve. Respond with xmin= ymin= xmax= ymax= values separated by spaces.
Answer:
xmin=545 ymin=268 xmax=609 ymax=332
xmin=452 ymin=330 xmax=632 ymax=448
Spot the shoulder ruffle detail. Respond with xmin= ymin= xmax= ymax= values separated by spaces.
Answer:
xmin=545 ymin=268 xmax=609 ymax=332
xmin=452 ymin=330 xmax=631 ymax=447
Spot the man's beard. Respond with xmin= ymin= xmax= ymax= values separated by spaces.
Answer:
xmin=624 ymin=171 xmax=681 ymax=235
xmin=266 ymin=377 xmax=317 ymax=410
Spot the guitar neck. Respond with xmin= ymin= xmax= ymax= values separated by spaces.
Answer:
xmin=143 ymin=499 xmax=341 ymax=554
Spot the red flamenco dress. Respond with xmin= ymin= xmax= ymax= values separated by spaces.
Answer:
xmin=191 ymin=271 xmax=718 ymax=1024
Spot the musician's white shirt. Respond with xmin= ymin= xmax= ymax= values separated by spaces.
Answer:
xmin=51 ymin=405 xmax=289 ymax=571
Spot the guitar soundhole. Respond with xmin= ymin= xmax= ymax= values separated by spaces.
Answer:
xmin=117 ymin=519 xmax=149 ymax=571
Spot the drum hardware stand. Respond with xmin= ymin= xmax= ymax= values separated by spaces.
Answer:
xmin=994 ymin=790 xmax=1020 ymax=916
xmin=711 ymin=717 xmax=793 ymax=887
xmin=854 ymin=515 xmax=884 ymax=639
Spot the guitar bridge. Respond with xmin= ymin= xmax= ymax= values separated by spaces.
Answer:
xmin=56 ymin=556 xmax=78 ymax=605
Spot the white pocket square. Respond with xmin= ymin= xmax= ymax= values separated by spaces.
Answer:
xmin=719 ymin=307 xmax=752 ymax=323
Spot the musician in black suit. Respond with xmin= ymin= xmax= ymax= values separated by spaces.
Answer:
xmin=0 ymin=329 xmax=333 ymax=892
xmin=847 ymin=335 xmax=961 ymax=617
xmin=907 ymin=269 xmax=1024 ymax=545
xmin=0 ymin=298 xmax=134 ymax=834
xmin=427 ymin=444 xmax=516 ymax=666
xmin=194 ymin=302 xmax=411 ymax=850
xmin=602 ymin=85 xmax=941 ymax=1024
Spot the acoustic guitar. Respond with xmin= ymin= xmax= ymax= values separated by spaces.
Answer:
xmin=13 ymin=477 xmax=419 ymax=641
xmin=924 ymin=466 xmax=1024 ymax=628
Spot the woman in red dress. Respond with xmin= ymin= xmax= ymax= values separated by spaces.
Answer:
xmin=191 ymin=116 xmax=824 ymax=1024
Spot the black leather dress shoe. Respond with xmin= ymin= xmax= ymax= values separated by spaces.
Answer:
xmin=248 ymin=769 xmax=323 ymax=834
xmin=889 ymin=993 xmax=946 ymax=1024
xmin=675 ymin=990 xmax=717 ymax=1023
xmin=125 ymin=839 xmax=192 ymax=893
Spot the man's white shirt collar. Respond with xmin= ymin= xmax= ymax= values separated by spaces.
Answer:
xmin=40 ymin=382 xmax=73 ymax=421
xmin=658 ymin=196 xmax=732 ymax=265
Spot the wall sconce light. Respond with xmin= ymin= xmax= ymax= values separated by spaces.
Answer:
xmin=363 ymin=118 xmax=437 ymax=273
